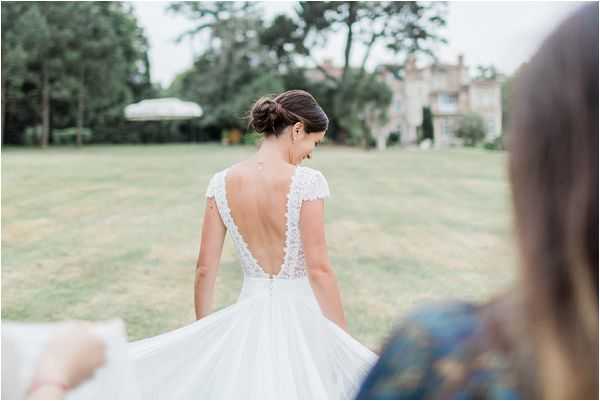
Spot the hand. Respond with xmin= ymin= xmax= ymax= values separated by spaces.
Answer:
xmin=29 ymin=321 xmax=106 ymax=397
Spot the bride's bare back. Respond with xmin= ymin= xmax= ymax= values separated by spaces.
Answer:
xmin=225 ymin=161 xmax=297 ymax=277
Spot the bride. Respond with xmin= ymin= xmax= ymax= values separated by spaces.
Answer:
xmin=129 ymin=90 xmax=378 ymax=399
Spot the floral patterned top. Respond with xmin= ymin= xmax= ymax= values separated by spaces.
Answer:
xmin=356 ymin=302 xmax=523 ymax=399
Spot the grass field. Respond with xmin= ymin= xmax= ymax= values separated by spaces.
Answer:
xmin=2 ymin=144 xmax=516 ymax=350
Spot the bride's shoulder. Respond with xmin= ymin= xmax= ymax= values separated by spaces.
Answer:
xmin=297 ymin=166 xmax=330 ymax=201
xmin=205 ymin=162 xmax=247 ymax=195
xmin=204 ymin=168 xmax=228 ymax=198
xmin=297 ymin=166 xmax=327 ymax=180
xmin=208 ymin=167 xmax=229 ymax=181
xmin=210 ymin=165 xmax=235 ymax=179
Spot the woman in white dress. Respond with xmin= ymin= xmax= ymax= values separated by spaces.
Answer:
xmin=129 ymin=90 xmax=378 ymax=399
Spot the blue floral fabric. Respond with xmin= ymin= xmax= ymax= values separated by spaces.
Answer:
xmin=356 ymin=302 xmax=521 ymax=399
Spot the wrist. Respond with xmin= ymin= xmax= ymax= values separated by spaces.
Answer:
xmin=29 ymin=363 xmax=71 ymax=394
xmin=27 ymin=379 xmax=69 ymax=399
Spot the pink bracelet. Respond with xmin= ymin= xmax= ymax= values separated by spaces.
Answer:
xmin=28 ymin=378 xmax=69 ymax=395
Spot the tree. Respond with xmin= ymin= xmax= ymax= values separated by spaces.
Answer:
xmin=419 ymin=106 xmax=434 ymax=142
xmin=258 ymin=14 xmax=308 ymax=70
xmin=474 ymin=64 xmax=498 ymax=80
xmin=168 ymin=2 xmax=285 ymax=135
xmin=501 ymin=78 xmax=510 ymax=132
xmin=1 ymin=3 xmax=32 ymax=143
xmin=1 ymin=3 xmax=56 ymax=147
xmin=32 ymin=3 xmax=74 ymax=147
xmin=166 ymin=2 xmax=446 ymax=147
xmin=455 ymin=112 xmax=486 ymax=147
xmin=1 ymin=2 xmax=152 ymax=146
xmin=292 ymin=1 xmax=447 ymax=146
xmin=65 ymin=3 xmax=152 ymax=146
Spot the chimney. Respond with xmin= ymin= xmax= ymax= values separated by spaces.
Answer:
xmin=458 ymin=54 xmax=464 ymax=67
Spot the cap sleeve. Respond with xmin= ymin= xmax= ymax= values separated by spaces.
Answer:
xmin=205 ymin=173 xmax=219 ymax=198
xmin=302 ymin=170 xmax=330 ymax=201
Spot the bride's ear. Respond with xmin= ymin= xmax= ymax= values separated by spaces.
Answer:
xmin=292 ymin=122 xmax=306 ymax=140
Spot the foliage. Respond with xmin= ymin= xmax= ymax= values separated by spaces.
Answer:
xmin=500 ymin=69 xmax=521 ymax=132
xmin=242 ymin=132 xmax=262 ymax=146
xmin=386 ymin=132 xmax=400 ymax=146
xmin=100 ymin=122 xmax=191 ymax=144
xmin=474 ymin=64 xmax=499 ymax=80
xmin=23 ymin=126 xmax=43 ymax=146
xmin=455 ymin=112 xmax=487 ymax=147
xmin=167 ymin=2 xmax=285 ymax=135
xmin=52 ymin=127 xmax=93 ymax=145
xmin=3 ymin=1 xmax=448 ymax=148
xmin=419 ymin=107 xmax=434 ymax=142
xmin=1 ymin=2 xmax=154 ymax=146
xmin=292 ymin=1 xmax=447 ymax=146
xmin=167 ymin=1 xmax=447 ymax=147
xmin=482 ymin=135 xmax=505 ymax=151
xmin=322 ymin=69 xmax=392 ymax=146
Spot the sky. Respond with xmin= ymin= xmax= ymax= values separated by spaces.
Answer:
xmin=131 ymin=1 xmax=585 ymax=88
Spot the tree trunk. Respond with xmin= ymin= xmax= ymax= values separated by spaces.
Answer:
xmin=341 ymin=2 xmax=356 ymax=85
xmin=335 ymin=3 xmax=358 ymax=142
xmin=1 ymin=77 xmax=6 ymax=145
xmin=77 ymin=67 xmax=85 ymax=147
xmin=41 ymin=63 xmax=50 ymax=148
xmin=363 ymin=127 xmax=370 ymax=150
xmin=359 ymin=31 xmax=382 ymax=78
xmin=361 ymin=109 xmax=373 ymax=150
xmin=337 ymin=127 xmax=348 ymax=144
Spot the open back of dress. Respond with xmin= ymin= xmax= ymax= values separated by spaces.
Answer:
xmin=205 ymin=164 xmax=331 ymax=280
xmin=222 ymin=163 xmax=295 ymax=277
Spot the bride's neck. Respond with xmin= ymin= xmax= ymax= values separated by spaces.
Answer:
xmin=255 ymin=137 xmax=292 ymax=165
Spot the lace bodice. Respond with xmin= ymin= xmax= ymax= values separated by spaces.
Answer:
xmin=205 ymin=166 xmax=330 ymax=280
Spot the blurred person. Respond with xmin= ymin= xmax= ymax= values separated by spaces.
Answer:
xmin=356 ymin=4 xmax=598 ymax=399
xmin=2 ymin=322 xmax=106 ymax=399
xmin=128 ymin=90 xmax=377 ymax=399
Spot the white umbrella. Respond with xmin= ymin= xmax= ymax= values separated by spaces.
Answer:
xmin=124 ymin=98 xmax=203 ymax=121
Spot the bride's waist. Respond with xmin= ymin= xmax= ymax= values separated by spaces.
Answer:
xmin=238 ymin=276 xmax=315 ymax=300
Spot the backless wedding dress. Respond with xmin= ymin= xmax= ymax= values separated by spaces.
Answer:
xmin=128 ymin=166 xmax=378 ymax=399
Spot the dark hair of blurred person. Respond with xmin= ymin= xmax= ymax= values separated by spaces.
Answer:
xmin=356 ymin=3 xmax=597 ymax=399
xmin=508 ymin=2 xmax=598 ymax=397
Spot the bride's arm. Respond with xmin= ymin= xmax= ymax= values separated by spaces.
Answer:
xmin=300 ymin=200 xmax=347 ymax=331
xmin=195 ymin=197 xmax=226 ymax=319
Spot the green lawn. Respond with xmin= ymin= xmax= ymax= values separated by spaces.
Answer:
xmin=1 ymin=144 xmax=516 ymax=350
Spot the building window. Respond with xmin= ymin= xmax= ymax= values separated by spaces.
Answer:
xmin=481 ymin=93 xmax=491 ymax=108
xmin=438 ymin=93 xmax=458 ymax=113
xmin=486 ymin=118 xmax=496 ymax=135
xmin=441 ymin=118 xmax=452 ymax=137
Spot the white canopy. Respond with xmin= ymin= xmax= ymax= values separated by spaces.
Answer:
xmin=124 ymin=98 xmax=203 ymax=121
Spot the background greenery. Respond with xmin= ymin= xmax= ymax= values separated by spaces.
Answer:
xmin=1 ymin=2 xmax=155 ymax=146
xmin=2 ymin=1 xmax=454 ymax=147
xmin=1 ymin=145 xmax=516 ymax=350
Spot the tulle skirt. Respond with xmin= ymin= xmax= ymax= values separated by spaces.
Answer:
xmin=129 ymin=276 xmax=378 ymax=399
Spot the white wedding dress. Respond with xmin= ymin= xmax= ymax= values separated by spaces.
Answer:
xmin=128 ymin=166 xmax=378 ymax=399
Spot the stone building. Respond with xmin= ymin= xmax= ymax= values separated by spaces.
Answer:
xmin=374 ymin=55 xmax=503 ymax=149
